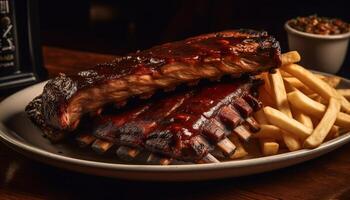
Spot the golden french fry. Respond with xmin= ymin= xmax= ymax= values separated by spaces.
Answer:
xmin=307 ymin=93 xmax=324 ymax=104
xmin=281 ymin=64 xmax=337 ymax=99
xmin=299 ymin=87 xmax=317 ymax=95
xmin=268 ymin=69 xmax=301 ymax=150
xmin=283 ymin=77 xmax=314 ymax=94
xmin=281 ymin=130 xmax=302 ymax=151
xmin=281 ymin=64 xmax=350 ymax=113
xmin=304 ymin=98 xmax=341 ymax=148
xmin=253 ymin=125 xmax=283 ymax=140
xmin=269 ymin=69 xmax=292 ymax=117
xmin=264 ymin=106 xmax=313 ymax=139
xmin=337 ymin=89 xmax=350 ymax=100
xmin=283 ymin=79 xmax=298 ymax=93
xmin=280 ymin=70 xmax=292 ymax=77
xmin=228 ymin=134 xmax=248 ymax=159
xmin=260 ymin=138 xmax=280 ymax=156
xmin=289 ymin=93 xmax=314 ymax=129
xmin=283 ymin=77 xmax=305 ymax=88
xmin=292 ymin=109 xmax=314 ymax=129
xmin=254 ymin=109 xmax=268 ymax=124
xmin=261 ymin=72 xmax=273 ymax=97
xmin=340 ymin=95 xmax=350 ymax=113
xmin=325 ymin=126 xmax=340 ymax=141
xmin=314 ymin=95 xmax=325 ymax=104
xmin=253 ymin=53 xmax=346 ymax=155
xmin=281 ymin=51 xmax=301 ymax=66
xmin=308 ymin=93 xmax=319 ymax=100
xmin=287 ymin=90 xmax=350 ymax=128
xmin=314 ymin=74 xmax=341 ymax=88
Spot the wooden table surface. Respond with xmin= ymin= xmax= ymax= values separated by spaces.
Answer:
xmin=1 ymin=46 xmax=350 ymax=200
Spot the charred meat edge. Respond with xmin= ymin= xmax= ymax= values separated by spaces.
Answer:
xmin=26 ymin=29 xmax=280 ymax=142
xmin=92 ymin=78 xmax=262 ymax=162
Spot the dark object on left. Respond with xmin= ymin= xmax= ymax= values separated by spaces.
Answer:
xmin=0 ymin=0 xmax=45 ymax=94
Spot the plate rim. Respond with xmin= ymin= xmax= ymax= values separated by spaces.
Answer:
xmin=1 ymin=71 xmax=349 ymax=172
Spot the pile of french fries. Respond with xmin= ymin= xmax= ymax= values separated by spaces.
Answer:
xmin=252 ymin=51 xmax=350 ymax=156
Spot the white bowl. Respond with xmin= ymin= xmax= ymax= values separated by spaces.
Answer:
xmin=285 ymin=22 xmax=350 ymax=74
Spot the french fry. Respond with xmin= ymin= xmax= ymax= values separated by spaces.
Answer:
xmin=228 ymin=134 xmax=248 ymax=159
xmin=289 ymin=94 xmax=314 ymax=129
xmin=264 ymin=106 xmax=313 ymax=139
xmin=314 ymin=74 xmax=341 ymax=88
xmin=287 ymin=90 xmax=350 ymax=128
xmin=292 ymin=109 xmax=314 ymax=129
xmin=269 ymin=69 xmax=292 ymax=117
xmin=308 ymin=93 xmax=319 ymax=100
xmin=260 ymin=138 xmax=280 ymax=156
xmin=281 ymin=64 xmax=350 ymax=113
xmin=304 ymin=98 xmax=341 ymax=148
xmin=249 ymin=52 xmax=348 ymax=156
xmin=283 ymin=77 xmax=314 ymax=95
xmin=281 ymin=51 xmax=301 ymax=66
xmin=308 ymin=93 xmax=325 ymax=104
xmin=283 ymin=79 xmax=298 ymax=93
xmin=337 ymin=89 xmax=350 ymax=99
xmin=261 ymin=72 xmax=273 ymax=97
xmin=283 ymin=77 xmax=305 ymax=88
xmin=340 ymin=95 xmax=350 ymax=113
xmin=314 ymin=95 xmax=325 ymax=104
xmin=253 ymin=124 xmax=283 ymax=140
xmin=268 ymin=69 xmax=301 ymax=151
xmin=325 ymin=126 xmax=340 ymax=141
xmin=280 ymin=70 xmax=292 ymax=77
xmin=281 ymin=64 xmax=337 ymax=99
xmin=298 ymin=87 xmax=315 ymax=96
xmin=281 ymin=131 xmax=302 ymax=151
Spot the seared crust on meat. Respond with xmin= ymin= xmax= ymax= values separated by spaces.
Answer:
xmin=26 ymin=29 xmax=281 ymax=141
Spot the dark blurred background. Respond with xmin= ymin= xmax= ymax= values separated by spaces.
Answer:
xmin=38 ymin=0 xmax=350 ymax=74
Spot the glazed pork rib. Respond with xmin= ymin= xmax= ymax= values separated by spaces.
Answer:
xmin=89 ymin=91 xmax=190 ymax=155
xmin=26 ymin=29 xmax=281 ymax=139
xmin=143 ymin=78 xmax=262 ymax=162
xmin=89 ymin=77 xmax=262 ymax=163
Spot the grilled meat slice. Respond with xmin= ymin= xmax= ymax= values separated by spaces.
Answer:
xmin=92 ymin=77 xmax=262 ymax=163
xmin=144 ymin=79 xmax=261 ymax=162
xmin=117 ymin=94 xmax=189 ymax=147
xmin=92 ymin=103 xmax=151 ymax=142
xmin=26 ymin=29 xmax=280 ymax=138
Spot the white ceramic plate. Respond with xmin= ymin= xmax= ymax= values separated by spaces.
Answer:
xmin=1 ymin=73 xmax=350 ymax=181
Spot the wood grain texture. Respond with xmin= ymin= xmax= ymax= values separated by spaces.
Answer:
xmin=1 ymin=46 xmax=350 ymax=200
xmin=42 ymin=46 xmax=115 ymax=77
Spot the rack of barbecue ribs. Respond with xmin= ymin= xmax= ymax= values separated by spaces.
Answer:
xmin=25 ymin=29 xmax=281 ymax=164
